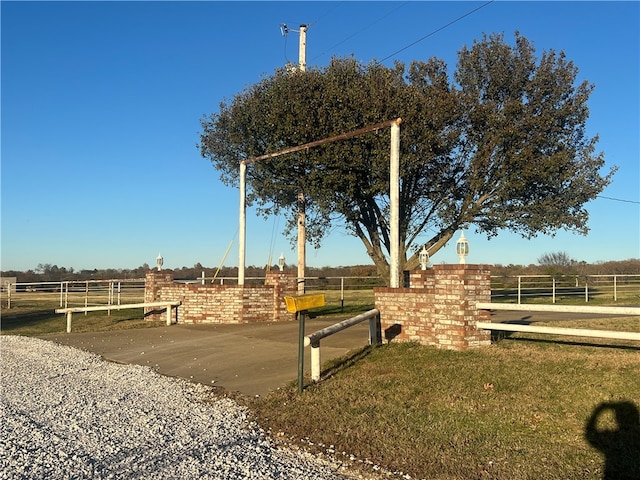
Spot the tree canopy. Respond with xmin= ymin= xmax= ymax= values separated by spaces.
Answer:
xmin=199 ymin=32 xmax=615 ymax=285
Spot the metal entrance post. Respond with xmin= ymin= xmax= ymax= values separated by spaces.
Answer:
xmin=284 ymin=294 xmax=325 ymax=393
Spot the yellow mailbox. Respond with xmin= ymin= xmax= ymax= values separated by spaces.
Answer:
xmin=284 ymin=293 xmax=325 ymax=313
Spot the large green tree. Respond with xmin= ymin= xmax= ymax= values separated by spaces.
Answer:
xmin=200 ymin=32 xmax=614 ymax=285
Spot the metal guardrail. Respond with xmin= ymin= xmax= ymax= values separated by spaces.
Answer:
xmin=305 ymin=308 xmax=381 ymax=382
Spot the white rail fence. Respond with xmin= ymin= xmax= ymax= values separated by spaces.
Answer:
xmin=490 ymin=274 xmax=640 ymax=304
xmin=476 ymin=302 xmax=640 ymax=342
xmin=2 ymin=279 xmax=145 ymax=310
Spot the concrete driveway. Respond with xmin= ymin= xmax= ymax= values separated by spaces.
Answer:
xmin=39 ymin=308 xmax=630 ymax=396
xmin=40 ymin=318 xmax=373 ymax=397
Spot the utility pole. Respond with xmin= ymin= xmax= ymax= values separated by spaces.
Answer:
xmin=279 ymin=23 xmax=308 ymax=293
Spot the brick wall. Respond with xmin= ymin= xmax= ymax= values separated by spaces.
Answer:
xmin=144 ymin=271 xmax=296 ymax=324
xmin=374 ymin=264 xmax=491 ymax=351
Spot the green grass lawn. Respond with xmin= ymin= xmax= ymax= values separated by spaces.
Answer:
xmin=244 ymin=338 xmax=639 ymax=480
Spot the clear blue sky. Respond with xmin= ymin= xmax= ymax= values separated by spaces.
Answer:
xmin=2 ymin=1 xmax=638 ymax=272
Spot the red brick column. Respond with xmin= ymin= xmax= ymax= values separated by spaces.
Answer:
xmin=374 ymin=264 xmax=491 ymax=350
xmin=265 ymin=271 xmax=297 ymax=321
xmin=144 ymin=271 xmax=175 ymax=321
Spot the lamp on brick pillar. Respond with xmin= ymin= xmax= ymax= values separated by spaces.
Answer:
xmin=156 ymin=253 xmax=164 ymax=271
xmin=419 ymin=245 xmax=430 ymax=270
xmin=456 ymin=232 xmax=469 ymax=264
xmin=278 ymin=253 xmax=286 ymax=272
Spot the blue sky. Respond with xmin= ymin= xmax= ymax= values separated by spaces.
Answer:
xmin=2 ymin=1 xmax=638 ymax=272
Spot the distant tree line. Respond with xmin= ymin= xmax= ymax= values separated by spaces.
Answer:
xmin=2 ymin=256 xmax=638 ymax=283
xmin=492 ymin=256 xmax=640 ymax=277
xmin=0 ymin=262 xmax=381 ymax=283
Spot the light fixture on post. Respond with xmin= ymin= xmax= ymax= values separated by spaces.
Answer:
xmin=419 ymin=245 xmax=430 ymax=270
xmin=156 ymin=253 xmax=164 ymax=271
xmin=456 ymin=232 xmax=469 ymax=264
xmin=278 ymin=253 xmax=286 ymax=272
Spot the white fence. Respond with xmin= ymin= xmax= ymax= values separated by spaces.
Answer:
xmin=2 ymin=279 xmax=145 ymax=310
xmin=476 ymin=302 xmax=640 ymax=342
xmin=56 ymin=301 xmax=181 ymax=333
xmin=489 ymin=274 xmax=640 ymax=303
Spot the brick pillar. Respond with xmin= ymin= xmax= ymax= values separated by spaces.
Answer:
xmin=408 ymin=269 xmax=435 ymax=290
xmin=431 ymin=264 xmax=492 ymax=350
xmin=144 ymin=271 xmax=174 ymax=321
xmin=265 ymin=271 xmax=297 ymax=321
xmin=375 ymin=264 xmax=492 ymax=350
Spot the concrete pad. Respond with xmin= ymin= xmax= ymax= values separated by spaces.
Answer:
xmin=40 ymin=318 xmax=373 ymax=397
xmin=38 ymin=309 xmax=622 ymax=396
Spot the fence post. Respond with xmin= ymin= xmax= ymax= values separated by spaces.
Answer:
xmin=66 ymin=310 xmax=73 ymax=333
xmin=341 ymin=277 xmax=345 ymax=312
xmin=7 ymin=283 xmax=11 ymax=309
xmin=310 ymin=341 xmax=321 ymax=382
xmin=367 ymin=316 xmax=376 ymax=344
xmin=517 ymin=276 xmax=522 ymax=304
xmin=614 ymin=275 xmax=617 ymax=302
xmin=552 ymin=277 xmax=556 ymax=304
xmin=585 ymin=278 xmax=589 ymax=302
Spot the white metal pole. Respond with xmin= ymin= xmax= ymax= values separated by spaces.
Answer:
xmin=297 ymin=192 xmax=306 ymax=294
xmin=239 ymin=162 xmax=247 ymax=286
xmin=297 ymin=24 xmax=307 ymax=293
xmin=389 ymin=120 xmax=401 ymax=288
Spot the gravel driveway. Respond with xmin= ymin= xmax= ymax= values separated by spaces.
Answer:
xmin=0 ymin=336 xmax=351 ymax=479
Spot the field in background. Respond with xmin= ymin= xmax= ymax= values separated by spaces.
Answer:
xmin=2 ymin=273 xmax=638 ymax=314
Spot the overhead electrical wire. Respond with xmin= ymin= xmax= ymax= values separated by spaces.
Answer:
xmin=310 ymin=2 xmax=410 ymax=63
xmin=278 ymin=5 xmax=638 ymax=208
xmin=378 ymin=0 xmax=495 ymax=63
xmin=597 ymin=196 xmax=640 ymax=205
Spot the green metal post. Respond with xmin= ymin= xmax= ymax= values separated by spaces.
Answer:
xmin=298 ymin=311 xmax=306 ymax=394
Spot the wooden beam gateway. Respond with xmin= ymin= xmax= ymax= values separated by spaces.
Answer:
xmin=238 ymin=118 xmax=403 ymax=287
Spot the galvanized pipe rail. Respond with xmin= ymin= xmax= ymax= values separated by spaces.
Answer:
xmin=304 ymin=308 xmax=381 ymax=382
xmin=55 ymin=301 xmax=181 ymax=333
xmin=476 ymin=302 xmax=640 ymax=342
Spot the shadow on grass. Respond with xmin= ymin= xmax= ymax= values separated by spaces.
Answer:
xmin=318 ymin=344 xmax=379 ymax=381
xmin=1 ymin=311 xmax=59 ymax=332
xmin=495 ymin=335 xmax=640 ymax=352
xmin=585 ymin=401 xmax=640 ymax=480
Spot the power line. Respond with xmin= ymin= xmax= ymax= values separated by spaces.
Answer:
xmin=310 ymin=2 xmax=411 ymax=63
xmin=378 ymin=0 xmax=495 ymax=63
xmin=597 ymin=196 xmax=640 ymax=205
